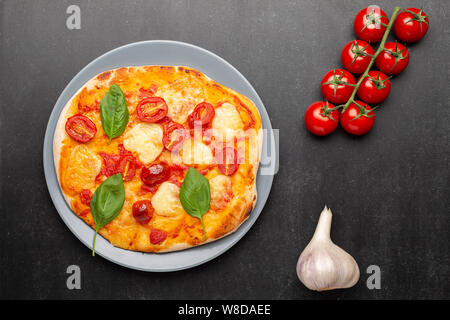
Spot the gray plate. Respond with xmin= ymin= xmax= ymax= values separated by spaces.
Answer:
xmin=43 ymin=40 xmax=275 ymax=272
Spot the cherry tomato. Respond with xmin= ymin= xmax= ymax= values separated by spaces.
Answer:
xmin=187 ymin=102 xmax=215 ymax=128
xmin=150 ymin=228 xmax=167 ymax=245
xmin=215 ymin=147 xmax=239 ymax=176
xmin=163 ymin=122 xmax=189 ymax=151
xmin=354 ymin=6 xmax=389 ymax=43
xmin=118 ymin=156 xmax=136 ymax=181
xmin=132 ymin=200 xmax=154 ymax=225
xmin=140 ymin=163 xmax=170 ymax=186
xmin=357 ymin=71 xmax=391 ymax=104
xmin=340 ymin=101 xmax=375 ymax=135
xmin=65 ymin=114 xmax=97 ymax=143
xmin=341 ymin=40 xmax=375 ymax=74
xmin=304 ymin=101 xmax=339 ymax=136
xmin=321 ymin=69 xmax=356 ymax=104
xmin=394 ymin=8 xmax=429 ymax=43
xmin=375 ymin=42 xmax=409 ymax=75
xmin=136 ymin=97 xmax=168 ymax=123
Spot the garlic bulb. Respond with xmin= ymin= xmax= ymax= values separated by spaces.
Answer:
xmin=296 ymin=206 xmax=360 ymax=291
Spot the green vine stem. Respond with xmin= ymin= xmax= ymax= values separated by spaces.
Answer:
xmin=339 ymin=6 xmax=402 ymax=112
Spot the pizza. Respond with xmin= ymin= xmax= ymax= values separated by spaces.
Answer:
xmin=53 ymin=66 xmax=262 ymax=253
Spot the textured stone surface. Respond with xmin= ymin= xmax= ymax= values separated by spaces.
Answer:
xmin=0 ymin=0 xmax=449 ymax=299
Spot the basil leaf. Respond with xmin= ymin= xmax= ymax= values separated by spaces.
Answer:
xmin=90 ymin=173 xmax=125 ymax=256
xmin=100 ymin=84 xmax=129 ymax=142
xmin=179 ymin=168 xmax=210 ymax=239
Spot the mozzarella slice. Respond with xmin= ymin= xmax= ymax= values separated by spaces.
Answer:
xmin=181 ymin=139 xmax=214 ymax=165
xmin=65 ymin=145 xmax=101 ymax=190
xmin=123 ymin=123 xmax=163 ymax=164
xmin=209 ymin=175 xmax=232 ymax=209
xmin=151 ymin=182 xmax=185 ymax=217
xmin=158 ymin=79 xmax=205 ymax=123
xmin=212 ymin=103 xmax=244 ymax=142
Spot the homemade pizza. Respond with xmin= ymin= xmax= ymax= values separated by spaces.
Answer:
xmin=54 ymin=66 xmax=262 ymax=253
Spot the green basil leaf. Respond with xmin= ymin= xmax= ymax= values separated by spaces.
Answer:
xmin=179 ymin=167 xmax=210 ymax=239
xmin=100 ymin=84 xmax=129 ymax=142
xmin=90 ymin=173 xmax=125 ymax=256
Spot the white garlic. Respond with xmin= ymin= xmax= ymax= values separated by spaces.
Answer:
xmin=296 ymin=205 xmax=360 ymax=291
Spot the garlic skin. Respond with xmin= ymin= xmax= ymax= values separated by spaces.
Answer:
xmin=296 ymin=206 xmax=360 ymax=291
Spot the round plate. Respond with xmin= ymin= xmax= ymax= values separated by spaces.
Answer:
xmin=43 ymin=40 xmax=275 ymax=272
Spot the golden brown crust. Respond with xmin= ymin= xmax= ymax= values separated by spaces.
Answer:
xmin=54 ymin=66 xmax=262 ymax=253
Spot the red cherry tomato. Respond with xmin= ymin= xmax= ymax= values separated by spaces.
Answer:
xmin=304 ymin=101 xmax=339 ymax=136
xmin=118 ymin=155 xmax=137 ymax=181
xmin=357 ymin=71 xmax=391 ymax=104
xmin=65 ymin=114 xmax=97 ymax=143
xmin=321 ymin=69 xmax=356 ymax=104
xmin=163 ymin=122 xmax=189 ymax=151
xmin=394 ymin=8 xmax=429 ymax=43
xmin=375 ymin=42 xmax=409 ymax=75
xmin=341 ymin=40 xmax=375 ymax=74
xmin=215 ymin=147 xmax=239 ymax=176
xmin=188 ymin=102 xmax=215 ymax=128
xmin=340 ymin=101 xmax=375 ymax=135
xmin=136 ymin=97 xmax=168 ymax=123
xmin=132 ymin=200 xmax=154 ymax=225
xmin=305 ymin=101 xmax=339 ymax=136
xmin=150 ymin=228 xmax=167 ymax=245
xmin=354 ymin=6 xmax=389 ymax=43
xmin=140 ymin=163 xmax=170 ymax=186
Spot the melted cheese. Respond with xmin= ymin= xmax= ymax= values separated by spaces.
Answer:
xmin=159 ymin=79 xmax=205 ymax=123
xmin=181 ymin=139 xmax=214 ymax=165
xmin=209 ymin=175 xmax=232 ymax=209
xmin=123 ymin=123 xmax=163 ymax=164
xmin=64 ymin=145 xmax=101 ymax=191
xmin=151 ymin=182 xmax=185 ymax=217
xmin=212 ymin=103 xmax=244 ymax=142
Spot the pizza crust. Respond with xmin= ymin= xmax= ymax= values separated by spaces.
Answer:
xmin=53 ymin=66 xmax=262 ymax=253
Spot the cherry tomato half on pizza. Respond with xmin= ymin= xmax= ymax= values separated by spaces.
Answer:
xmin=118 ymin=155 xmax=137 ymax=181
xmin=141 ymin=163 xmax=170 ymax=186
xmin=163 ymin=122 xmax=189 ymax=151
xmin=65 ymin=114 xmax=97 ymax=143
xmin=187 ymin=102 xmax=215 ymax=128
xmin=150 ymin=228 xmax=167 ymax=245
xmin=132 ymin=200 xmax=154 ymax=225
xmin=304 ymin=101 xmax=339 ymax=136
xmin=136 ymin=97 xmax=168 ymax=123
xmin=215 ymin=147 xmax=239 ymax=176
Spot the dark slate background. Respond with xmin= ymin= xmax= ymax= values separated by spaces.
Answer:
xmin=1 ymin=0 xmax=449 ymax=300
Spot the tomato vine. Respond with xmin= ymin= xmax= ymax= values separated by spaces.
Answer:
xmin=337 ymin=6 xmax=401 ymax=113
